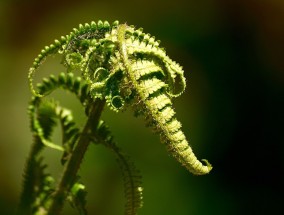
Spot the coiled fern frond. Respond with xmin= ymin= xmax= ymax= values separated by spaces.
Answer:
xmin=20 ymin=20 xmax=212 ymax=215
xmin=28 ymin=20 xmax=212 ymax=175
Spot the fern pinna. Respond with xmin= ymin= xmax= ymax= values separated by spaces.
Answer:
xmin=21 ymin=20 xmax=212 ymax=215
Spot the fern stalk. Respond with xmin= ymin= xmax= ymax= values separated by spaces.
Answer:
xmin=45 ymin=99 xmax=105 ymax=214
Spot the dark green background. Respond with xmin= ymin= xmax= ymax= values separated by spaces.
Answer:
xmin=0 ymin=0 xmax=283 ymax=214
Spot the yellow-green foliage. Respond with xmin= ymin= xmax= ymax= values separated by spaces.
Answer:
xmin=22 ymin=20 xmax=212 ymax=215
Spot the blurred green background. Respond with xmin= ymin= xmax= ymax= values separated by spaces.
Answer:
xmin=0 ymin=0 xmax=283 ymax=214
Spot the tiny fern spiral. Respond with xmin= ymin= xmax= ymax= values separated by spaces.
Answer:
xmin=28 ymin=20 xmax=212 ymax=175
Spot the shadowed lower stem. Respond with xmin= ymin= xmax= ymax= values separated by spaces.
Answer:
xmin=45 ymin=99 xmax=105 ymax=215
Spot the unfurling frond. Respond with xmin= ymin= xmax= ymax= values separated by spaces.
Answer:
xmin=22 ymin=19 xmax=212 ymax=215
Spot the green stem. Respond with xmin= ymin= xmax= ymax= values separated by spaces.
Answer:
xmin=45 ymin=99 xmax=105 ymax=215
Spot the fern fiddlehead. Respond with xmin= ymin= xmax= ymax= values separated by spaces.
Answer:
xmin=116 ymin=24 xmax=212 ymax=175
xmin=23 ymin=20 xmax=212 ymax=215
xmin=29 ymin=20 xmax=212 ymax=175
